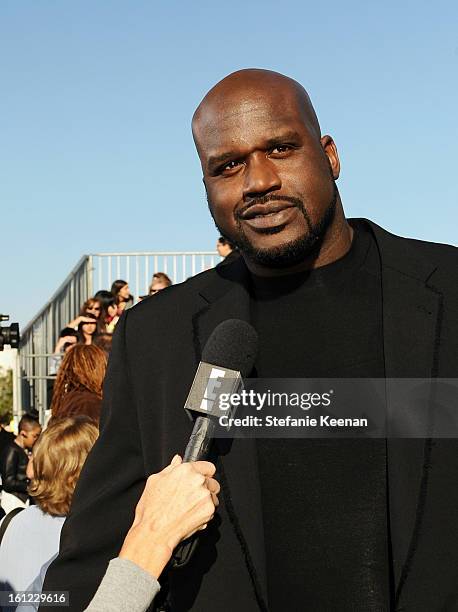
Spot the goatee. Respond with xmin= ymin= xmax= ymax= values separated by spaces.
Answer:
xmin=208 ymin=184 xmax=338 ymax=269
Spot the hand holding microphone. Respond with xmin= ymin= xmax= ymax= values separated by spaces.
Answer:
xmin=119 ymin=454 xmax=220 ymax=579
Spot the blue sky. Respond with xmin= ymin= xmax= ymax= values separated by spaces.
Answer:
xmin=1 ymin=0 xmax=457 ymax=328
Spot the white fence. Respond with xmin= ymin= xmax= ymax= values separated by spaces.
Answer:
xmin=18 ymin=251 xmax=218 ymax=422
xmin=90 ymin=251 xmax=218 ymax=297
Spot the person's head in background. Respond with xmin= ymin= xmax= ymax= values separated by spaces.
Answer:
xmin=15 ymin=413 xmax=42 ymax=450
xmin=27 ymin=416 xmax=99 ymax=516
xmin=93 ymin=332 xmax=113 ymax=356
xmin=0 ymin=411 xmax=13 ymax=431
xmin=94 ymin=290 xmax=118 ymax=327
xmin=149 ymin=272 xmax=172 ymax=295
xmin=80 ymin=297 xmax=102 ymax=320
xmin=50 ymin=344 xmax=107 ymax=421
xmin=57 ymin=327 xmax=79 ymax=353
xmin=111 ymin=280 xmax=133 ymax=314
xmin=77 ymin=312 xmax=98 ymax=345
xmin=216 ymin=236 xmax=236 ymax=258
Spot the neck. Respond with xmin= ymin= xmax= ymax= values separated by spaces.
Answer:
xmin=243 ymin=213 xmax=354 ymax=278
xmin=14 ymin=435 xmax=25 ymax=449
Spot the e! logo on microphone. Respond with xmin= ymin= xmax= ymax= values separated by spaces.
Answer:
xmin=200 ymin=367 xmax=226 ymax=411
xmin=184 ymin=362 xmax=243 ymax=426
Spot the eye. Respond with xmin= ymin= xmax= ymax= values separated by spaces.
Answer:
xmin=270 ymin=144 xmax=291 ymax=155
xmin=222 ymin=160 xmax=242 ymax=173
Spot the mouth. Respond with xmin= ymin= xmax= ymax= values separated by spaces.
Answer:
xmin=238 ymin=203 xmax=298 ymax=231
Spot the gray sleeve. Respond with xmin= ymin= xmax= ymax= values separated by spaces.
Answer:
xmin=84 ymin=557 xmax=161 ymax=612
xmin=48 ymin=354 xmax=63 ymax=376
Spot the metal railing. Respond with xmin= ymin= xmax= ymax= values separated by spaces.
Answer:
xmin=18 ymin=251 xmax=218 ymax=422
xmin=90 ymin=251 xmax=218 ymax=297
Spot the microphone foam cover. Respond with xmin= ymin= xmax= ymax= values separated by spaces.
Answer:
xmin=202 ymin=319 xmax=258 ymax=377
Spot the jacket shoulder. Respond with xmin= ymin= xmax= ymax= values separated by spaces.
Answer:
xmin=361 ymin=218 xmax=457 ymax=269
xmin=392 ymin=234 xmax=457 ymax=264
xmin=0 ymin=442 xmax=19 ymax=464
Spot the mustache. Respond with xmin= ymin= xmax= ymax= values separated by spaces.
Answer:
xmin=235 ymin=194 xmax=304 ymax=219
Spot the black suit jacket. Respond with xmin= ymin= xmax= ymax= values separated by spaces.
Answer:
xmin=42 ymin=219 xmax=458 ymax=612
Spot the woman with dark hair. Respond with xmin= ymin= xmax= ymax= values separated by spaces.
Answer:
xmin=67 ymin=297 xmax=103 ymax=331
xmin=111 ymin=280 xmax=133 ymax=316
xmin=77 ymin=312 xmax=98 ymax=345
xmin=94 ymin=290 xmax=119 ymax=333
xmin=50 ymin=344 xmax=107 ymax=423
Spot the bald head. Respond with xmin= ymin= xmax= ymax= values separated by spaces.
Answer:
xmin=192 ymin=69 xmax=321 ymax=152
xmin=191 ymin=68 xmax=347 ymax=274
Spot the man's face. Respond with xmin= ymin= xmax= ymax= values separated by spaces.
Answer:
xmin=21 ymin=425 xmax=41 ymax=450
xmin=195 ymin=89 xmax=340 ymax=268
xmin=216 ymin=241 xmax=232 ymax=258
xmin=150 ymin=279 xmax=168 ymax=294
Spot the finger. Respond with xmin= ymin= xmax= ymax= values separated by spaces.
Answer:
xmin=206 ymin=477 xmax=220 ymax=494
xmin=191 ymin=461 xmax=216 ymax=478
xmin=161 ymin=454 xmax=182 ymax=474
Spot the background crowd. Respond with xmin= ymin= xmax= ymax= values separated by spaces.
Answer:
xmin=0 ymin=240 xmax=236 ymax=609
xmin=0 ymin=274 xmax=174 ymax=560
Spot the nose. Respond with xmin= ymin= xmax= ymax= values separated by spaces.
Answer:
xmin=243 ymin=153 xmax=282 ymax=201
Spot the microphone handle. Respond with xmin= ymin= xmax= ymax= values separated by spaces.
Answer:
xmin=171 ymin=416 xmax=216 ymax=568
xmin=183 ymin=416 xmax=216 ymax=462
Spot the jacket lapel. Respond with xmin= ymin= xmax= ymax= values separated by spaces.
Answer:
xmin=193 ymin=259 xmax=251 ymax=351
xmin=368 ymin=220 xmax=443 ymax=602
xmin=192 ymin=258 xmax=269 ymax=609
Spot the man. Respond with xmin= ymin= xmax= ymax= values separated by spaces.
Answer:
xmin=216 ymin=235 xmax=238 ymax=259
xmin=149 ymin=272 xmax=173 ymax=295
xmin=0 ymin=413 xmax=41 ymax=514
xmin=42 ymin=70 xmax=458 ymax=611
xmin=138 ymin=273 xmax=173 ymax=301
xmin=216 ymin=236 xmax=240 ymax=266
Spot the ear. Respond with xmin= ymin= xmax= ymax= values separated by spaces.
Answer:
xmin=320 ymin=135 xmax=340 ymax=180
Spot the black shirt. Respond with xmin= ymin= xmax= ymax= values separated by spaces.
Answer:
xmin=250 ymin=221 xmax=391 ymax=611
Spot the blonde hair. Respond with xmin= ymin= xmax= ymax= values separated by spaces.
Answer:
xmin=50 ymin=344 xmax=107 ymax=417
xmin=28 ymin=416 xmax=98 ymax=516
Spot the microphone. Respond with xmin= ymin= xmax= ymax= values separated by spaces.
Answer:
xmin=183 ymin=319 xmax=258 ymax=461
xmin=171 ymin=319 xmax=258 ymax=569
